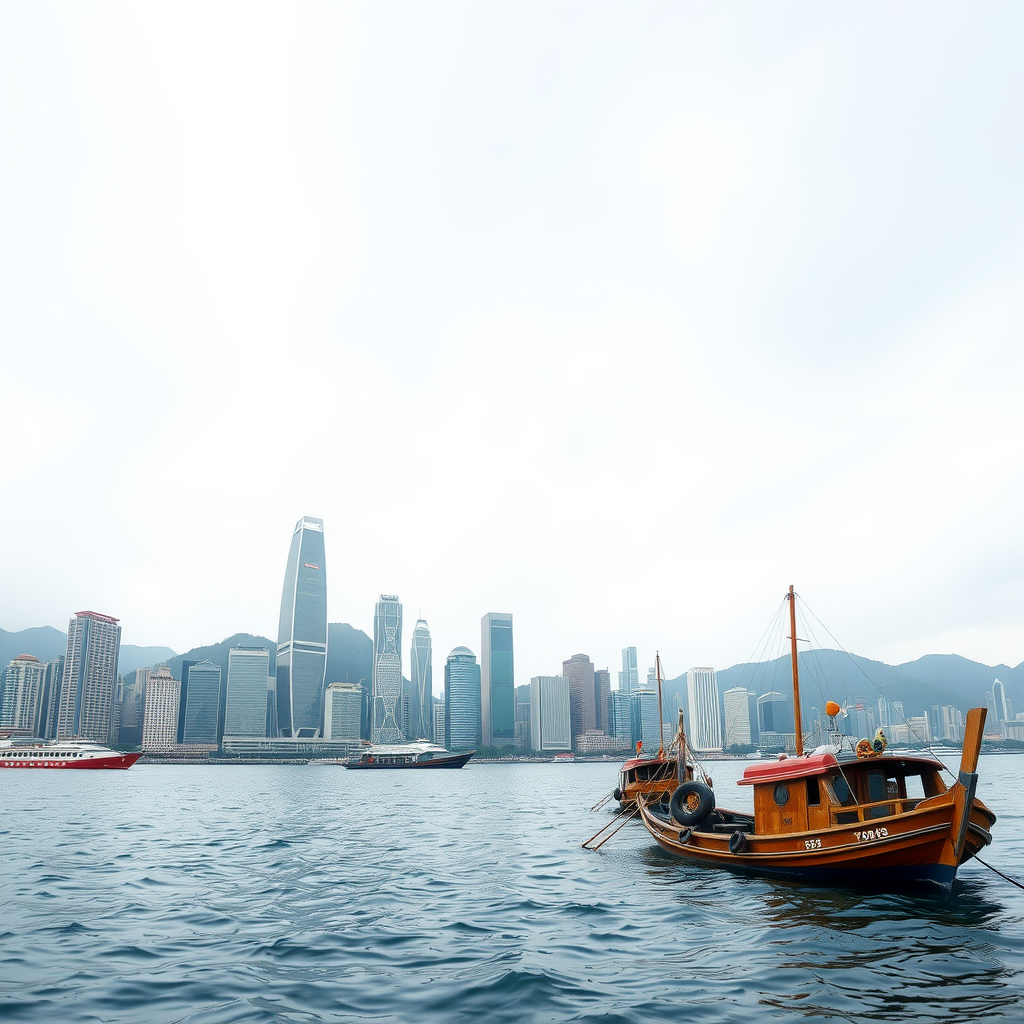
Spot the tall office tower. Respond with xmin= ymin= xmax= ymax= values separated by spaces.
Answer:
xmin=928 ymin=704 xmax=960 ymax=743
xmin=620 ymin=647 xmax=639 ymax=693
xmin=110 ymin=674 xmax=125 ymax=745
xmin=529 ymin=675 xmax=571 ymax=752
xmin=609 ymin=690 xmax=633 ymax=744
xmin=514 ymin=684 xmax=531 ymax=748
xmin=40 ymin=656 xmax=65 ymax=738
xmin=647 ymin=667 xmax=657 ymax=688
xmin=141 ymin=666 xmax=180 ymax=751
xmin=432 ymin=698 xmax=445 ymax=748
xmin=410 ymin=620 xmax=433 ymax=741
xmin=563 ymin=653 xmax=596 ymax=746
xmin=723 ymin=686 xmax=754 ymax=747
xmin=1 ymin=655 xmax=45 ymax=733
xmin=757 ymin=691 xmax=788 ymax=734
xmin=118 ymin=667 xmax=149 ymax=746
xmin=276 ymin=516 xmax=328 ymax=738
xmin=685 ymin=667 xmax=722 ymax=752
xmin=990 ymin=679 xmax=1009 ymax=732
xmin=849 ymin=699 xmax=876 ymax=739
xmin=481 ymin=613 xmax=514 ymax=747
xmin=594 ymin=669 xmax=611 ymax=733
xmin=56 ymin=611 xmax=121 ymax=742
xmin=324 ymin=682 xmax=363 ymax=741
xmin=444 ymin=647 xmax=481 ymax=752
xmin=372 ymin=595 xmax=404 ymax=744
xmin=224 ymin=646 xmax=271 ymax=737
xmin=877 ymin=695 xmax=904 ymax=728
xmin=179 ymin=660 xmax=221 ymax=744
xmin=630 ymin=688 xmax=662 ymax=755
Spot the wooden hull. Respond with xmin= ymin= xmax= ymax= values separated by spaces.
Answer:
xmin=639 ymin=792 xmax=995 ymax=889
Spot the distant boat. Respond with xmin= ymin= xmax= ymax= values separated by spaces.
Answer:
xmin=638 ymin=587 xmax=997 ymax=889
xmin=553 ymin=752 xmax=575 ymax=763
xmin=0 ymin=738 xmax=142 ymax=770
xmin=343 ymin=742 xmax=475 ymax=770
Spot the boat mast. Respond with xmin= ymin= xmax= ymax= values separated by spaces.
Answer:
xmin=788 ymin=585 xmax=804 ymax=756
xmin=655 ymin=651 xmax=665 ymax=758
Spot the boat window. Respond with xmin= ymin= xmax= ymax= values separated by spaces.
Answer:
xmin=806 ymin=777 xmax=821 ymax=806
xmin=903 ymin=773 xmax=926 ymax=801
xmin=866 ymin=771 xmax=889 ymax=819
xmin=832 ymin=776 xmax=855 ymax=804
xmin=773 ymin=784 xmax=790 ymax=807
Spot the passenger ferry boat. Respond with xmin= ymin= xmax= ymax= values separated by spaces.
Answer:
xmin=0 ymin=738 xmax=142 ymax=769
xmin=343 ymin=742 xmax=475 ymax=769
xmin=637 ymin=587 xmax=996 ymax=889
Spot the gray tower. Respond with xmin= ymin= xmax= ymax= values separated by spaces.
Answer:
xmin=372 ymin=595 xmax=404 ymax=744
xmin=410 ymin=619 xmax=433 ymax=741
xmin=276 ymin=516 xmax=328 ymax=737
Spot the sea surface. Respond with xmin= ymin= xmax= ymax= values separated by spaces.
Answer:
xmin=1 ymin=754 xmax=1022 ymax=1024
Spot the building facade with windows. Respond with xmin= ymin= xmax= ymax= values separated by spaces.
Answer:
xmin=529 ymin=675 xmax=570 ymax=752
xmin=141 ymin=666 xmax=180 ymax=752
xmin=481 ymin=613 xmax=514 ymax=747
xmin=56 ymin=611 xmax=121 ymax=743
xmin=410 ymin=620 xmax=433 ymax=742
xmin=686 ymin=667 xmax=722 ymax=752
xmin=276 ymin=516 xmax=328 ymax=738
xmin=444 ymin=647 xmax=481 ymax=752
xmin=371 ymin=595 xmax=404 ymax=744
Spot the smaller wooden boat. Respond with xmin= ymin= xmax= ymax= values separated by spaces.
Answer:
xmin=613 ymin=658 xmax=693 ymax=810
xmin=343 ymin=742 xmax=475 ymax=769
xmin=638 ymin=587 xmax=997 ymax=889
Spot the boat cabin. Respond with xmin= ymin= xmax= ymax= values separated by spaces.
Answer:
xmin=736 ymin=754 xmax=949 ymax=835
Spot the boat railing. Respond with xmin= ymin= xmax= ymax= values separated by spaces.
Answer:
xmin=827 ymin=797 xmax=922 ymax=825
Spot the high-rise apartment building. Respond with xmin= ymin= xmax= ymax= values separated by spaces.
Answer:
xmin=276 ymin=516 xmax=328 ymax=738
xmin=1 ymin=655 xmax=46 ymax=734
xmin=141 ymin=666 xmax=180 ymax=751
xmin=432 ymin=698 xmax=445 ymax=748
xmin=324 ymin=682 xmax=363 ymax=741
xmin=723 ymin=687 xmax=754 ymax=747
xmin=563 ymin=653 xmax=596 ymax=746
xmin=444 ymin=647 xmax=481 ymax=751
xmin=56 ymin=611 xmax=121 ymax=742
xmin=514 ymin=684 xmax=531 ymax=749
xmin=594 ymin=668 xmax=611 ymax=733
xmin=179 ymin=660 xmax=221 ymax=744
xmin=372 ymin=595 xmax=404 ymax=744
xmin=529 ymin=675 xmax=571 ymax=752
xmin=480 ymin=613 xmax=514 ymax=747
xmin=410 ymin=620 xmax=433 ymax=741
xmin=224 ymin=646 xmax=271 ymax=737
xmin=685 ymin=667 xmax=722 ymax=752
xmin=619 ymin=647 xmax=639 ymax=693
xmin=631 ymin=688 xmax=662 ymax=756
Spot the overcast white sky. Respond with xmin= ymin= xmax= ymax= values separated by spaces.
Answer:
xmin=1 ymin=1 xmax=1021 ymax=691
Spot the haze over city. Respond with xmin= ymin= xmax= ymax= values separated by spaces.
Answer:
xmin=2 ymin=2 xmax=1021 ymax=684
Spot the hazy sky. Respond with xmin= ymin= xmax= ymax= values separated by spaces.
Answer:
xmin=2 ymin=1 xmax=1021 ymax=692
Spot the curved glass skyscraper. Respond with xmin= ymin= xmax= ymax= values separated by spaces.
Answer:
xmin=445 ymin=647 xmax=481 ymax=752
xmin=372 ymin=595 xmax=404 ymax=744
xmin=276 ymin=516 xmax=328 ymax=738
xmin=410 ymin=619 xmax=433 ymax=742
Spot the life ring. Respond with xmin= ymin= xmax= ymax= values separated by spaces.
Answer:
xmin=669 ymin=782 xmax=716 ymax=828
xmin=729 ymin=831 xmax=748 ymax=854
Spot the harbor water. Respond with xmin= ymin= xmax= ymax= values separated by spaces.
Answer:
xmin=2 ymin=755 xmax=1022 ymax=1023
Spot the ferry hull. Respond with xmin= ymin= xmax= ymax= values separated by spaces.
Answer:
xmin=344 ymin=750 xmax=475 ymax=770
xmin=0 ymin=752 xmax=142 ymax=769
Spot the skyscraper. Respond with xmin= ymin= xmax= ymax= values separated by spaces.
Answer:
xmin=594 ymin=668 xmax=611 ymax=733
xmin=631 ymin=688 xmax=662 ymax=756
xmin=685 ymin=667 xmax=722 ymax=752
xmin=179 ymin=660 xmax=221 ymax=744
xmin=514 ymin=684 xmax=531 ymax=749
xmin=372 ymin=595 xmax=404 ymax=744
xmin=410 ymin=620 xmax=433 ymax=742
xmin=1 ymin=655 xmax=45 ymax=734
xmin=142 ymin=666 xmax=180 ymax=751
xmin=619 ymin=647 xmax=639 ymax=693
xmin=563 ymin=653 xmax=596 ymax=747
xmin=56 ymin=611 xmax=121 ymax=742
xmin=529 ymin=675 xmax=571 ymax=752
xmin=481 ymin=613 xmax=514 ymax=747
xmin=118 ymin=667 xmax=149 ymax=747
xmin=444 ymin=647 xmax=481 ymax=751
xmin=324 ymin=682 xmax=363 ymax=741
xmin=276 ymin=516 xmax=328 ymax=738
xmin=757 ymin=691 xmax=789 ymax=734
xmin=224 ymin=646 xmax=271 ymax=737
xmin=723 ymin=686 xmax=754 ymax=747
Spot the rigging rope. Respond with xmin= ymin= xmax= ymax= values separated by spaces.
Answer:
xmin=973 ymin=856 xmax=1024 ymax=891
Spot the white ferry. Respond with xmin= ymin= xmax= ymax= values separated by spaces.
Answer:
xmin=0 ymin=738 xmax=142 ymax=769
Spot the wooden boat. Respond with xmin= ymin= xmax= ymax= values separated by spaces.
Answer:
xmin=638 ymin=587 xmax=996 ymax=889
xmin=613 ymin=656 xmax=694 ymax=810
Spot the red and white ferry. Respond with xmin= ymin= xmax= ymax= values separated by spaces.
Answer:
xmin=0 ymin=738 xmax=142 ymax=769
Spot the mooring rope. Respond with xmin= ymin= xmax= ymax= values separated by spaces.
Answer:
xmin=973 ymin=856 xmax=1024 ymax=891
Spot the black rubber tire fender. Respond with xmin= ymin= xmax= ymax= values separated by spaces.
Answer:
xmin=669 ymin=781 xmax=716 ymax=827
xmin=729 ymin=830 xmax=748 ymax=854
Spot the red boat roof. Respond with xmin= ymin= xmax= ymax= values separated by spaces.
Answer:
xmin=737 ymin=752 xmax=838 ymax=785
xmin=620 ymin=755 xmax=675 ymax=771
